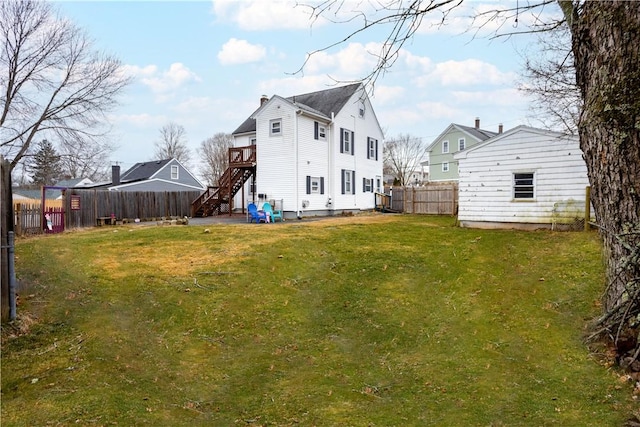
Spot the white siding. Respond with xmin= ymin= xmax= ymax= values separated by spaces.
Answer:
xmin=456 ymin=127 xmax=590 ymax=225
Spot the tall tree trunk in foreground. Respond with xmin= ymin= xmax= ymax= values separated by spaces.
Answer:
xmin=564 ymin=1 xmax=640 ymax=351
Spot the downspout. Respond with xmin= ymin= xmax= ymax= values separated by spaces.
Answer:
xmin=295 ymin=110 xmax=300 ymax=219
xmin=329 ymin=112 xmax=335 ymax=213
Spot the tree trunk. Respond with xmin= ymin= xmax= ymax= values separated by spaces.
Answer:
xmin=569 ymin=1 xmax=640 ymax=337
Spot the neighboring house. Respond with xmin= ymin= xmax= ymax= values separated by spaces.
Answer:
xmin=55 ymin=177 xmax=93 ymax=189
xmin=85 ymin=159 xmax=205 ymax=192
xmin=426 ymin=118 xmax=501 ymax=182
xmin=454 ymin=125 xmax=591 ymax=229
xmin=216 ymin=83 xmax=384 ymax=218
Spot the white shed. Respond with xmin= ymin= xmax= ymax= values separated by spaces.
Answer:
xmin=454 ymin=125 xmax=591 ymax=230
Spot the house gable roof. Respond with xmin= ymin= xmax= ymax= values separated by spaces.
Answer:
xmin=426 ymin=123 xmax=498 ymax=152
xmin=232 ymin=83 xmax=362 ymax=135
xmin=120 ymin=158 xmax=173 ymax=182
xmin=453 ymin=125 xmax=576 ymax=160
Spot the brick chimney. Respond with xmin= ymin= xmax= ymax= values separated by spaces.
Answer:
xmin=475 ymin=117 xmax=480 ymax=129
xmin=498 ymin=123 xmax=504 ymax=134
xmin=111 ymin=164 xmax=120 ymax=186
xmin=260 ymin=95 xmax=268 ymax=106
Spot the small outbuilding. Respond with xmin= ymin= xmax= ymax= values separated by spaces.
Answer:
xmin=454 ymin=125 xmax=591 ymax=230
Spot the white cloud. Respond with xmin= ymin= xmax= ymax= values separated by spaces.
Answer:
xmin=218 ymin=38 xmax=267 ymax=65
xmin=370 ymin=85 xmax=405 ymax=105
xmin=138 ymin=63 xmax=201 ymax=94
xmin=413 ymin=58 xmax=515 ymax=87
xmin=303 ymin=42 xmax=382 ymax=80
xmin=212 ymin=0 xmax=319 ymax=31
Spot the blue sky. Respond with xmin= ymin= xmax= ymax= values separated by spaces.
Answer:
xmin=54 ymin=0 xmax=555 ymax=177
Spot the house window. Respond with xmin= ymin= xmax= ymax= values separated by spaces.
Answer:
xmin=459 ymin=138 xmax=465 ymax=151
xmin=442 ymin=162 xmax=449 ymax=172
xmin=442 ymin=140 xmax=449 ymax=153
xmin=306 ymin=176 xmax=324 ymax=194
xmin=367 ymin=137 xmax=378 ymax=160
xmin=314 ymin=121 xmax=326 ymax=140
xmin=171 ymin=165 xmax=179 ymax=180
xmin=358 ymin=101 xmax=365 ymax=118
xmin=376 ymin=176 xmax=381 ymax=193
xmin=341 ymin=169 xmax=355 ymax=194
xmin=341 ymin=128 xmax=354 ymax=155
xmin=250 ymin=137 xmax=257 ymax=144
xmin=270 ymin=119 xmax=281 ymax=136
xmin=363 ymin=178 xmax=372 ymax=192
xmin=513 ymin=172 xmax=535 ymax=199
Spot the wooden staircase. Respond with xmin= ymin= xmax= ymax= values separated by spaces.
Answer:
xmin=191 ymin=145 xmax=256 ymax=217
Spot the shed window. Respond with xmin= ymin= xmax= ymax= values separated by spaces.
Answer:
xmin=513 ymin=172 xmax=535 ymax=199
xmin=171 ymin=165 xmax=179 ymax=180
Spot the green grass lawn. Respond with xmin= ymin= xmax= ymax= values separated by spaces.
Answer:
xmin=1 ymin=214 xmax=637 ymax=426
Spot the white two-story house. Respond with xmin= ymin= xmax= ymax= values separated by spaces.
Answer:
xmin=214 ymin=83 xmax=383 ymax=219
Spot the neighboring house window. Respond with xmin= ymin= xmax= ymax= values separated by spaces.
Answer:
xmin=171 ymin=165 xmax=179 ymax=180
xmin=341 ymin=169 xmax=355 ymax=194
xmin=270 ymin=119 xmax=282 ymax=136
xmin=367 ymin=137 xmax=378 ymax=160
xmin=306 ymin=176 xmax=324 ymax=194
xmin=459 ymin=138 xmax=465 ymax=151
xmin=513 ymin=172 xmax=535 ymax=199
xmin=314 ymin=122 xmax=326 ymax=140
xmin=340 ymin=128 xmax=354 ymax=155
xmin=376 ymin=176 xmax=381 ymax=193
xmin=442 ymin=162 xmax=449 ymax=172
xmin=250 ymin=137 xmax=257 ymax=144
xmin=363 ymin=178 xmax=373 ymax=192
xmin=442 ymin=140 xmax=449 ymax=153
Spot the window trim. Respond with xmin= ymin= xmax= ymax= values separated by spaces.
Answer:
xmin=513 ymin=172 xmax=535 ymax=200
xmin=306 ymin=176 xmax=324 ymax=194
xmin=458 ymin=138 xmax=465 ymax=151
xmin=442 ymin=140 xmax=449 ymax=153
xmin=367 ymin=137 xmax=378 ymax=160
xmin=270 ymin=119 xmax=282 ymax=136
xmin=442 ymin=162 xmax=449 ymax=173
xmin=171 ymin=165 xmax=179 ymax=180
xmin=341 ymin=169 xmax=355 ymax=194
xmin=341 ymin=128 xmax=354 ymax=155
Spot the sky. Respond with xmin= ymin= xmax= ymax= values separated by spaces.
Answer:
xmin=53 ymin=0 xmax=560 ymax=178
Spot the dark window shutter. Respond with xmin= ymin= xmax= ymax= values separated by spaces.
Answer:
xmin=341 ymin=170 xmax=346 ymax=194
xmin=351 ymin=171 xmax=355 ymax=194
xmin=363 ymin=177 xmax=366 ymax=192
xmin=306 ymin=176 xmax=311 ymax=194
xmin=314 ymin=122 xmax=319 ymax=140
xmin=375 ymin=140 xmax=378 ymax=161
xmin=351 ymin=131 xmax=355 ymax=155
xmin=366 ymin=137 xmax=370 ymax=159
xmin=320 ymin=177 xmax=324 ymax=194
xmin=371 ymin=177 xmax=375 ymax=192
xmin=340 ymin=128 xmax=344 ymax=153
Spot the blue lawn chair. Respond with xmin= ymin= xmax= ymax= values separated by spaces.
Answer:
xmin=248 ymin=203 xmax=267 ymax=223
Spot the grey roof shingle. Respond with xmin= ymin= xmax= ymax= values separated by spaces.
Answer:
xmin=120 ymin=159 xmax=172 ymax=182
xmin=455 ymin=124 xmax=498 ymax=141
xmin=232 ymin=83 xmax=361 ymax=135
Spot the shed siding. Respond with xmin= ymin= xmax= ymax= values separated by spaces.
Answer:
xmin=457 ymin=128 xmax=590 ymax=225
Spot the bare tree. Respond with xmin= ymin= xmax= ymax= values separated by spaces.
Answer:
xmin=198 ymin=132 xmax=234 ymax=186
xmin=0 ymin=0 xmax=130 ymax=172
xmin=58 ymin=138 xmax=113 ymax=181
xmin=384 ymin=134 xmax=426 ymax=186
xmin=519 ymin=26 xmax=581 ymax=134
xmin=154 ymin=122 xmax=191 ymax=165
xmin=302 ymin=0 xmax=640 ymax=367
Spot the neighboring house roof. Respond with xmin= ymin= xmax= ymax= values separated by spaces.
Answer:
xmin=12 ymin=188 xmax=60 ymax=200
xmin=55 ymin=178 xmax=93 ymax=188
xmin=426 ymin=123 xmax=499 ymax=152
xmin=120 ymin=159 xmax=173 ymax=182
xmin=232 ymin=83 xmax=362 ymax=135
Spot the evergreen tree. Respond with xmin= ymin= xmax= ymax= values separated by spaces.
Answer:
xmin=29 ymin=140 xmax=63 ymax=186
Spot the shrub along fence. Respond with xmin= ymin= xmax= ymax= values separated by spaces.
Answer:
xmin=65 ymin=189 xmax=202 ymax=228
xmin=388 ymin=183 xmax=458 ymax=215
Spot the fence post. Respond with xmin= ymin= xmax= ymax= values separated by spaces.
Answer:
xmin=585 ymin=186 xmax=591 ymax=231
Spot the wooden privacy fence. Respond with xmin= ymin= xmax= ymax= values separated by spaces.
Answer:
xmin=64 ymin=189 xmax=202 ymax=228
xmin=388 ymin=184 xmax=458 ymax=215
